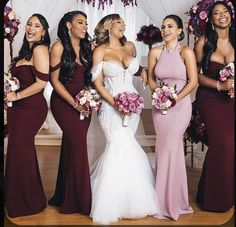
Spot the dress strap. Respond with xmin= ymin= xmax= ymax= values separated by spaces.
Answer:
xmin=31 ymin=66 xmax=50 ymax=81
xmin=91 ymin=62 xmax=103 ymax=82
xmin=50 ymin=62 xmax=63 ymax=72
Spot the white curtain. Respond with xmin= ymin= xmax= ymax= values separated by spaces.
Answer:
xmin=8 ymin=0 xmax=154 ymax=108
xmin=137 ymin=0 xmax=198 ymax=44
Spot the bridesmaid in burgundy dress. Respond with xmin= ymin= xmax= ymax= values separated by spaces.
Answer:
xmin=194 ymin=1 xmax=234 ymax=212
xmin=147 ymin=15 xmax=198 ymax=220
xmin=5 ymin=14 xmax=50 ymax=218
xmin=48 ymin=11 xmax=93 ymax=214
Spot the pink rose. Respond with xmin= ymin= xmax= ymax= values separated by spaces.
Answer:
xmin=199 ymin=11 xmax=207 ymax=20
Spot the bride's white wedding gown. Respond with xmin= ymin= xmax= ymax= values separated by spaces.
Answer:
xmin=90 ymin=58 xmax=160 ymax=224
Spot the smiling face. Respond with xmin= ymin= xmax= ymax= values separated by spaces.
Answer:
xmin=25 ymin=16 xmax=45 ymax=44
xmin=110 ymin=17 xmax=126 ymax=39
xmin=161 ymin=18 xmax=181 ymax=42
xmin=67 ymin=13 xmax=88 ymax=39
xmin=211 ymin=3 xmax=231 ymax=29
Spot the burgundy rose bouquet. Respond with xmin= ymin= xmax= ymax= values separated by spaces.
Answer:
xmin=136 ymin=24 xmax=162 ymax=49
xmin=4 ymin=5 xmax=20 ymax=42
xmin=4 ymin=71 xmax=20 ymax=109
xmin=219 ymin=62 xmax=234 ymax=82
xmin=75 ymin=87 xmax=102 ymax=120
xmin=114 ymin=92 xmax=144 ymax=127
xmin=186 ymin=0 xmax=234 ymax=38
xmin=185 ymin=101 xmax=208 ymax=147
xmin=152 ymin=83 xmax=177 ymax=115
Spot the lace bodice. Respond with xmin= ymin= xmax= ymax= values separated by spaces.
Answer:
xmin=91 ymin=57 xmax=139 ymax=96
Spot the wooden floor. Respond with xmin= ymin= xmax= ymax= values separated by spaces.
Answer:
xmin=4 ymin=109 xmax=234 ymax=226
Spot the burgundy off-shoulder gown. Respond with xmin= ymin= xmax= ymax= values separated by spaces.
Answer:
xmin=5 ymin=64 xmax=49 ymax=218
xmin=48 ymin=62 xmax=92 ymax=214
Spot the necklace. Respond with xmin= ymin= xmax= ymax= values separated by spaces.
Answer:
xmin=166 ymin=42 xmax=179 ymax=54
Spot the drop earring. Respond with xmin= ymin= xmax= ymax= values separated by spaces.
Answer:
xmin=67 ymin=27 xmax=71 ymax=36
xmin=211 ymin=23 xmax=215 ymax=31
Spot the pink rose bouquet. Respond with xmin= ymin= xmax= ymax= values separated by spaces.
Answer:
xmin=4 ymin=71 xmax=20 ymax=109
xmin=152 ymin=83 xmax=177 ymax=115
xmin=114 ymin=91 xmax=144 ymax=127
xmin=75 ymin=87 xmax=102 ymax=120
xmin=219 ymin=62 xmax=234 ymax=82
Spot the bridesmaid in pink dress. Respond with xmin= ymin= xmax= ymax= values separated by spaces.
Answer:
xmin=147 ymin=15 xmax=198 ymax=220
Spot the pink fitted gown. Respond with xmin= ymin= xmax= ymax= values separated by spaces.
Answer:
xmin=153 ymin=43 xmax=193 ymax=220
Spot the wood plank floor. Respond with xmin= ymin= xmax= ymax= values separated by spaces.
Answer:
xmin=5 ymin=145 xmax=234 ymax=226
xmin=4 ymin=109 xmax=234 ymax=226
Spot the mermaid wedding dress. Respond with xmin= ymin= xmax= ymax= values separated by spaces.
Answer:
xmin=89 ymin=58 xmax=160 ymax=224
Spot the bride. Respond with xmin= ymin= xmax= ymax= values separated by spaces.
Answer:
xmin=90 ymin=13 xmax=160 ymax=224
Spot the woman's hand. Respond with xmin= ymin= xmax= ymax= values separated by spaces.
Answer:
xmin=74 ymin=104 xmax=91 ymax=118
xmin=140 ymin=68 xmax=148 ymax=88
xmin=6 ymin=92 xmax=18 ymax=102
xmin=228 ymin=79 xmax=234 ymax=98
xmin=220 ymin=79 xmax=234 ymax=98
xmin=114 ymin=105 xmax=131 ymax=119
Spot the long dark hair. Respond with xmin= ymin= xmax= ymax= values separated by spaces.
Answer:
xmin=13 ymin=14 xmax=50 ymax=63
xmin=202 ymin=1 xmax=235 ymax=73
xmin=58 ymin=11 xmax=92 ymax=86
xmin=163 ymin=14 xmax=185 ymax=41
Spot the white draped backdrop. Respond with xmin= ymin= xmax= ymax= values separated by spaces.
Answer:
xmin=5 ymin=0 xmax=198 ymax=109
xmin=4 ymin=0 xmax=201 ymax=165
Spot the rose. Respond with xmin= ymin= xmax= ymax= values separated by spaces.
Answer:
xmin=199 ymin=10 xmax=208 ymax=20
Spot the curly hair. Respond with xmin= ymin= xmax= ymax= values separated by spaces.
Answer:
xmin=163 ymin=14 xmax=185 ymax=41
xmin=94 ymin=13 xmax=127 ymax=46
xmin=202 ymin=1 xmax=235 ymax=74
xmin=57 ymin=11 xmax=93 ymax=86
xmin=13 ymin=14 xmax=50 ymax=63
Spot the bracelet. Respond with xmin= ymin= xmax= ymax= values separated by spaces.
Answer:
xmin=73 ymin=101 xmax=78 ymax=109
xmin=16 ymin=92 xmax=21 ymax=100
xmin=216 ymin=81 xmax=221 ymax=92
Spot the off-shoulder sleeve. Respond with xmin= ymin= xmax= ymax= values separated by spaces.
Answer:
xmin=91 ymin=62 xmax=103 ymax=82
xmin=50 ymin=62 xmax=63 ymax=73
xmin=31 ymin=66 xmax=50 ymax=81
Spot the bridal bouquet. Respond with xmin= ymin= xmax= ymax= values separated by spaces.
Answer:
xmin=114 ymin=91 xmax=144 ymax=127
xmin=75 ymin=87 xmax=102 ymax=120
xmin=152 ymin=83 xmax=177 ymax=115
xmin=219 ymin=62 xmax=234 ymax=82
xmin=4 ymin=71 xmax=20 ymax=109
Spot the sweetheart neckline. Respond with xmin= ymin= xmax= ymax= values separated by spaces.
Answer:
xmin=93 ymin=57 xmax=137 ymax=71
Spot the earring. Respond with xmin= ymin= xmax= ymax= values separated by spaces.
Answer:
xmin=211 ymin=23 xmax=215 ymax=31
xmin=67 ymin=27 xmax=71 ymax=36
xmin=178 ymin=33 xmax=181 ymax=40
xmin=41 ymin=35 xmax=45 ymax=41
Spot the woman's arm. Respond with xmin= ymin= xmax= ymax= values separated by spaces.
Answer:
xmin=176 ymin=46 xmax=198 ymax=102
xmin=50 ymin=41 xmax=88 ymax=114
xmin=147 ymin=47 xmax=160 ymax=91
xmin=92 ymin=47 xmax=116 ymax=106
xmin=6 ymin=45 xmax=49 ymax=102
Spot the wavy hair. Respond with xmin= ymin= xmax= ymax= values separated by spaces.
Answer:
xmin=202 ymin=1 xmax=235 ymax=74
xmin=94 ymin=13 xmax=127 ymax=46
xmin=13 ymin=14 xmax=50 ymax=63
xmin=58 ymin=11 xmax=93 ymax=86
xmin=163 ymin=14 xmax=185 ymax=41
